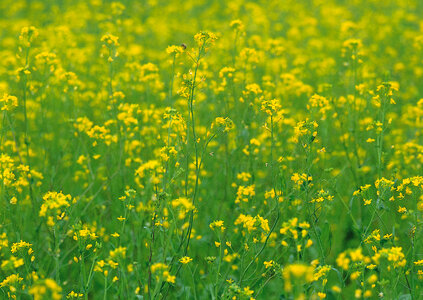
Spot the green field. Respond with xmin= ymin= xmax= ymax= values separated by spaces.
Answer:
xmin=1 ymin=0 xmax=423 ymax=299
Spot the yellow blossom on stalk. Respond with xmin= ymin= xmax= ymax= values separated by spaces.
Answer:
xmin=397 ymin=206 xmax=407 ymax=214
xmin=0 ymin=94 xmax=18 ymax=111
xmin=291 ymin=173 xmax=312 ymax=187
xmin=171 ymin=197 xmax=195 ymax=220
xmin=11 ymin=240 xmax=32 ymax=254
xmin=342 ymin=38 xmax=363 ymax=63
xmin=67 ymin=291 xmax=84 ymax=298
xmin=243 ymin=286 xmax=254 ymax=296
xmin=1 ymin=256 xmax=24 ymax=270
xmin=367 ymin=274 xmax=378 ymax=284
xmin=194 ymin=31 xmax=218 ymax=47
xmin=150 ymin=263 xmax=175 ymax=283
xmin=10 ymin=196 xmax=17 ymax=205
xmin=237 ymin=172 xmax=251 ymax=182
xmin=314 ymin=265 xmax=331 ymax=281
xmin=219 ymin=66 xmax=236 ymax=78
xmin=350 ymin=271 xmax=361 ymax=280
xmin=109 ymin=247 xmax=127 ymax=259
xmin=151 ymin=263 xmax=167 ymax=273
xmin=72 ymin=227 xmax=98 ymax=242
xmin=209 ymin=220 xmax=225 ymax=231
xmin=343 ymin=38 xmax=362 ymax=50
xmin=282 ymin=263 xmax=314 ymax=292
xmin=353 ymin=184 xmax=372 ymax=196
xmin=0 ymin=273 xmax=23 ymax=292
xmin=293 ymin=119 xmax=318 ymax=144
xmin=179 ymin=256 xmax=193 ymax=264
xmin=363 ymin=229 xmax=382 ymax=244
xmin=310 ymin=189 xmax=334 ymax=203
xmin=210 ymin=117 xmax=233 ymax=134
xmin=19 ymin=26 xmax=39 ymax=47
xmin=230 ymin=19 xmax=245 ymax=31
xmin=308 ymin=94 xmax=331 ymax=118
xmin=336 ymin=247 xmax=372 ymax=271
xmin=235 ymin=184 xmax=255 ymax=203
xmin=166 ymin=45 xmax=184 ymax=56
xmin=29 ymin=279 xmax=62 ymax=300
xmin=239 ymin=47 xmax=260 ymax=65
xmin=264 ymin=260 xmax=274 ymax=269
xmin=235 ymin=214 xmax=269 ymax=233
xmin=261 ymin=99 xmax=282 ymax=116
xmin=101 ymin=33 xmax=119 ymax=46
xmin=39 ymin=191 xmax=72 ymax=226
xmin=372 ymin=247 xmax=407 ymax=268
xmin=375 ymin=177 xmax=394 ymax=190
xmin=242 ymin=83 xmax=262 ymax=100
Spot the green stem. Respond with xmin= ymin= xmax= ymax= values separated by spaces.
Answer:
xmin=103 ymin=274 xmax=108 ymax=300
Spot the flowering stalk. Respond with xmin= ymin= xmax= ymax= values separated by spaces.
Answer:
xmin=183 ymin=32 xmax=216 ymax=257
xmin=18 ymin=27 xmax=38 ymax=210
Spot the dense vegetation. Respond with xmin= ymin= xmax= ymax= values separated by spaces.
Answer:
xmin=1 ymin=0 xmax=423 ymax=299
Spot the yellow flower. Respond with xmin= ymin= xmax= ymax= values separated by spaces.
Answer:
xmin=264 ymin=260 xmax=274 ymax=269
xmin=39 ymin=191 xmax=72 ymax=226
xmin=318 ymin=292 xmax=326 ymax=299
xmin=101 ymin=34 xmax=119 ymax=46
xmin=0 ymin=94 xmax=18 ymax=111
xmin=282 ymin=263 xmax=314 ymax=292
xmin=67 ymin=291 xmax=84 ymax=298
xmin=209 ymin=220 xmax=225 ymax=231
xmin=230 ymin=19 xmax=245 ymax=31
xmin=109 ymin=247 xmax=127 ymax=259
xmin=398 ymin=206 xmax=407 ymax=214
xmin=179 ymin=256 xmax=193 ymax=264
xmin=194 ymin=31 xmax=218 ymax=47
xmin=166 ymin=45 xmax=184 ymax=55
xmin=9 ymin=196 xmax=17 ymax=205
xmin=29 ymin=279 xmax=62 ymax=300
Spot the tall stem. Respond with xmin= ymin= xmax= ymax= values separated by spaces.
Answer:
xmin=183 ymin=42 xmax=204 ymax=256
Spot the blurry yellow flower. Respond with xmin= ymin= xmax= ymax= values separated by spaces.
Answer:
xmin=179 ymin=256 xmax=193 ymax=264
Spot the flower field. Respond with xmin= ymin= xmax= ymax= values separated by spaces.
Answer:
xmin=1 ymin=0 xmax=423 ymax=299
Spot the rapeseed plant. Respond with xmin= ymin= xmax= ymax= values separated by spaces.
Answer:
xmin=1 ymin=0 xmax=423 ymax=299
